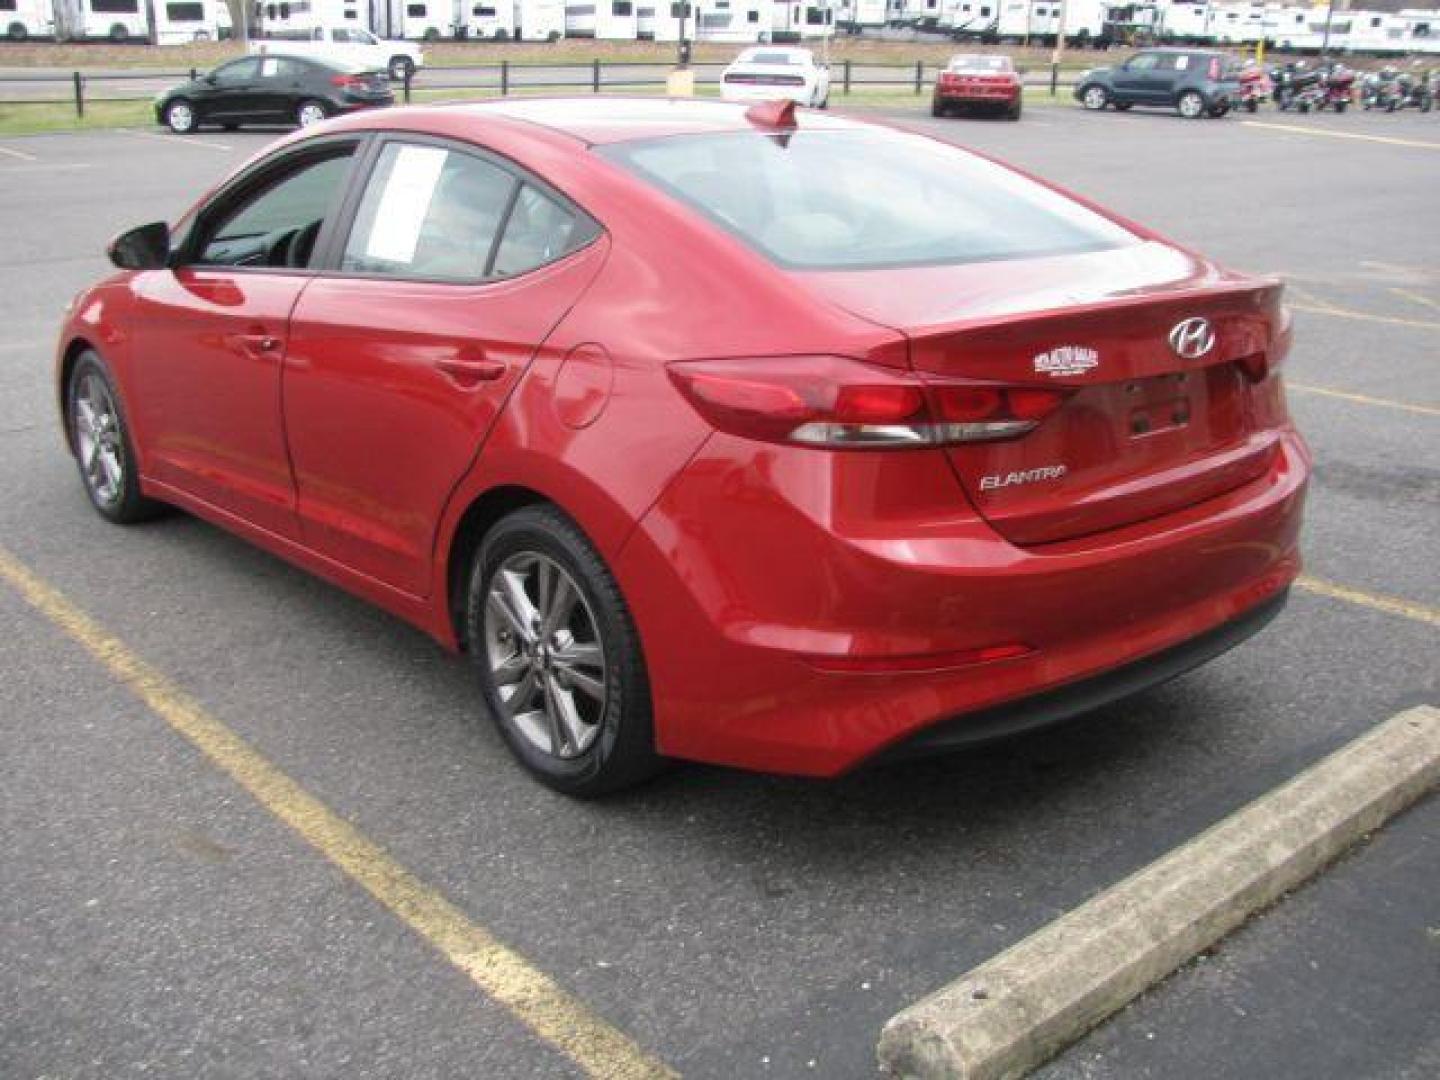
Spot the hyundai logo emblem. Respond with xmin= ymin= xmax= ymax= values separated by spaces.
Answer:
xmin=1169 ymin=317 xmax=1216 ymax=360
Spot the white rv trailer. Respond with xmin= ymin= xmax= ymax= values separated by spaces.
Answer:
xmin=648 ymin=0 xmax=768 ymax=41
xmin=461 ymin=0 xmax=516 ymax=36
xmin=996 ymin=0 xmax=1103 ymax=42
xmin=1345 ymin=10 xmax=1409 ymax=53
xmin=512 ymin=0 xmax=563 ymax=37
xmin=835 ymin=0 xmax=885 ymax=31
xmin=398 ymin=0 xmax=453 ymax=38
xmin=255 ymin=0 xmax=369 ymax=35
xmin=565 ymin=0 xmax=639 ymax=38
xmin=153 ymin=0 xmax=231 ymax=42
xmin=771 ymin=1 xmax=834 ymax=40
xmin=1206 ymin=1 xmax=1264 ymax=44
xmin=944 ymin=0 xmax=997 ymax=36
xmin=62 ymin=0 xmax=151 ymax=41
xmin=1158 ymin=0 xmax=1209 ymax=43
xmin=1 ymin=0 xmax=58 ymax=39
xmin=1397 ymin=8 xmax=1440 ymax=54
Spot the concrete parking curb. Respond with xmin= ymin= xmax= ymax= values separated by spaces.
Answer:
xmin=877 ymin=704 xmax=1440 ymax=1080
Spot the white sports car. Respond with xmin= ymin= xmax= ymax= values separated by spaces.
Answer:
xmin=719 ymin=47 xmax=831 ymax=108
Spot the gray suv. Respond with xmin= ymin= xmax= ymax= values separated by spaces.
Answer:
xmin=1075 ymin=49 xmax=1242 ymax=119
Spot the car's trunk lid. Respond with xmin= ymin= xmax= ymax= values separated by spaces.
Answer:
xmin=796 ymin=242 xmax=1285 ymax=546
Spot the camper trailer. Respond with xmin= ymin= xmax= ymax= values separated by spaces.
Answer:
xmin=513 ymin=0 xmax=564 ymax=37
xmin=461 ymin=0 xmax=516 ymax=36
xmin=2 ymin=0 xmax=58 ymax=40
xmin=254 ymin=0 xmax=369 ymax=36
xmin=565 ymin=0 xmax=639 ymax=38
xmin=57 ymin=0 xmax=151 ymax=40
xmin=153 ymin=0 xmax=231 ymax=42
xmin=771 ymin=1 xmax=834 ymax=41
xmin=836 ymin=0 xmax=885 ymax=32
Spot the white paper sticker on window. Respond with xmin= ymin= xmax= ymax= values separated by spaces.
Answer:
xmin=260 ymin=57 xmax=280 ymax=77
xmin=364 ymin=146 xmax=448 ymax=264
xmin=1174 ymin=54 xmax=1190 ymax=69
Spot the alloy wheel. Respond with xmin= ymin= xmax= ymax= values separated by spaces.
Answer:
xmin=1083 ymin=85 xmax=1108 ymax=110
xmin=297 ymin=102 xmax=327 ymax=127
xmin=72 ymin=372 xmax=125 ymax=509
xmin=484 ymin=552 xmax=608 ymax=761
xmin=167 ymin=102 xmax=194 ymax=132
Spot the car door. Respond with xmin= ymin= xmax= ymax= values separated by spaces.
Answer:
xmin=128 ymin=139 xmax=363 ymax=539
xmin=1111 ymin=52 xmax=1161 ymax=104
xmin=282 ymin=137 xmax=608 ymax=597
xmin=1153 ymin=52 xmax=1191 ymax=103
xmin=251 ymin=54 xmax=302 ymax=120
xmin=203 ymin=56 xmax=263 ymax=121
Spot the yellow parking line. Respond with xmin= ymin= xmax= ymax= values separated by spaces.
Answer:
xmin=0 ymin=544 xmax=676 ymax=1080
xmin=1297 ymin=575 xmax=1440 ymax=629
xmin=1287 ymin=382 xmax=1440 ymax=418
xmin=1288 ymin=302 xmax=1440 ymax=332
xmin=1241 ymin=121 xmax=1440 ymax=151
xmin=1391 ymin=288 xmax=1440 ymax=314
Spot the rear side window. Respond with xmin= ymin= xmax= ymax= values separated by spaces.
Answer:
xmin=602 ymin=129 xmax=1135 ymax=271
xmin=340 ymin=142 xmax=600 ymax=283
xmin=343 ymin=143 xmax=514 ymax=282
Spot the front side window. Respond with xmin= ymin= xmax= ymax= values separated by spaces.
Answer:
xmin=193 ymin=150 xmax=354 ymax=269
xmin=211 ymin=57 xmax=260 ymax=84
xmin=603 ymin=129 xmax=1135 ymax=271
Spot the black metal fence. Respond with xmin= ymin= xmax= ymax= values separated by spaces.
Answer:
xmin=0 ymin=59 xmax=1078 ymax=116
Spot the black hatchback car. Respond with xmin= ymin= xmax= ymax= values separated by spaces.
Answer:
xmin=155 ymin=55 xmax=393 ymax=134
xmin=1075 ymin=48 xmax=1242 ymax=119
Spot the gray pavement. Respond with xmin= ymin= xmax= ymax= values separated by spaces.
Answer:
xmin=0 ymin=104 xmax=1437 ymax=1079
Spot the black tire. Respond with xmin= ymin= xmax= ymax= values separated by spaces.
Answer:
xmin=1007 ymin=98 xmax=1022 ymax=121
xmin=1245 ymin=98 xmax=1258 ymax=113
xmin=388 ymin=55 xmax=414 ymax=81
xmin=109 ymin=23 xmax=128 ymax=42
xmin=931 ymin=99 xmax=946 ymax=117
xmin=1334 ymin=100 xmax=1347 ymax=114
xmin=1113 ymin=101 xmax=1133 ymax=111
xmin=1177 ymin=89 xmax=1205 ymax=119
xmin=466 ymin=504 xmax=663 ymax=796
xmin=1208 ymin=102 xmax=1230 ymax=118
xmin=221 ymin=122 xmax=239 ymax=131
xmin=65 ymin=350 xmax=165 ymax=525
xmin=7 ymin=21 xmax=27 ymax=41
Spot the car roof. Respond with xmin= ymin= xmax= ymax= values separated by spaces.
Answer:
xmin=448 ymin=97 xmax=861 ymax=145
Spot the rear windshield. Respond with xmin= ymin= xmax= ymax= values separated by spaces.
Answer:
xmin=949 ymin=55 xmax=1012 ymax=72
xmin=600 ymin=128 xmax=1136 ymax=271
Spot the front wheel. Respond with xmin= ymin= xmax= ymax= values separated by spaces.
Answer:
xmin=1334 ymin=100 xmax=1348 ymax=114
xmin=296 ymin=99 xmax=328 ymax=128
xmin=164 ymin=98 xmax=196 ymax=133
xmin=1245 ymin=98 xmax=1258 ymax=113
xmin=66 ymin=351 xmax=164 ymax=525
xmin=1177 ymin=90 xmax=1205 ymax=119
xmin=467 ymin=504 xmax=663 ymax=796
xmin=1080 ymin=83 xmax=1109 ymax=110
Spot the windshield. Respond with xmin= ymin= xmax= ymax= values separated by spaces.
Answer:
xmin=601 ymin=128 xmax=1136 ymax=271
xmin=949 ymin=55 xmax=1011 ymax=72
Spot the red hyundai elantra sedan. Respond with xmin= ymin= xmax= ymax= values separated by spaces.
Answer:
xmin=57 ymin=98 xmax=1309 ymax=794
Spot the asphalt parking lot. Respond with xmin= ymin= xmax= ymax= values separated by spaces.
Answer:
xmin=1 ymin=104 xmax=1437 ymax=1079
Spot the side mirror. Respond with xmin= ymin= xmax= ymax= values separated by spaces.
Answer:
xmin=107 ymin=221 xmax=170 ymax=270
xmin=204 ymin=72 xmax=217 ymax=84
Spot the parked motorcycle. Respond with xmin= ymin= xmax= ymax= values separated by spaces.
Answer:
xmin=1236 ymin=63 xmax=1272 ymax=113
xmin=1316 ymin=64 xmax=1355 ymax=112
xmin=1362 ymin=67 xmax=1403 ymax=112
xmin=1393 ymin=69 xmax=1435 ymax=113
xmin=1272 ymin=62 xmax=1322 ymax=111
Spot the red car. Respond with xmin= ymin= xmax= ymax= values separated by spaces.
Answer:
xmin=58 ymin=98 xmax=1309 ymax=795
xmin=933 ymin=54 xmax=1024 ymax=120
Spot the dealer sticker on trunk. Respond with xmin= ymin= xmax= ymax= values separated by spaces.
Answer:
xmin=1033 ymin=345 xmax=1099 ymax=378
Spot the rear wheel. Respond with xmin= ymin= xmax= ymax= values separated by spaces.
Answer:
xmin=1244 ymin=98 xmax=1258 ymax=113
xmin=1007 ymin=98 xmax=1022 ymax=121
xmin=66 ymin=351 xmax=164 ymax=525
xmin=295 ymin=99 xmax=328 ymax=128
xmin=164 ymin=98 xmax=196 ymax=133
xmin=1334 ymin=100 xmax=1348 ymax=114
xmin=467 ymin=504 xmax=663 ymax=796
xmin=1177 ymin=90 xmax=1205 ymax=119
xmin=1207 ymin=102 xmax=1230 ymax=118
xmin=1113 ymin=101 xmax=1133 ymax=111
xmin=1081 ymin=83 xmax=1109 ymax=110
xmin=7 ymin=21 xmax=27 ymax=40
xmin=931 ymin=99 xmax=947 ymax=117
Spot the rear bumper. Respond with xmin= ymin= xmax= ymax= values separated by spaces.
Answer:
xmin=617 ymin=426 xmax=1309 ymax=777
xmin=720 ymin=83 xmax=813 ymax=105
xmin=935 ymin=87 xmax=1021 ymax=105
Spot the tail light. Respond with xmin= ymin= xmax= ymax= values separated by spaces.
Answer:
xmin=331 ymin=74 xmax=364 ymax=89
xmin=668 ymin=356 xmax=1069 ymax=449
xmin=1208 ymin=57 xmax=1221 ymax=80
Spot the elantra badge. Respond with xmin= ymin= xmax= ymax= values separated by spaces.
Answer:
xmin=1033 ymin=345 xmax=1099 ymax=378
xmin=980 ymin=465 xmax=1068 ymax=492
xmin=1169 ymin=317 xmax=1215 ymax=360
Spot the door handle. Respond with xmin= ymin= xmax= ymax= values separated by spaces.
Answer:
xmin=436 ymin=356 xmax=507 ymax=385
xmin=237 ymin=332 xmax=282 ymax=356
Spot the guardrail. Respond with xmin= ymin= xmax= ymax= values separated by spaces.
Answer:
xmin=0 ymin=59 xmax=1080 ymax=116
